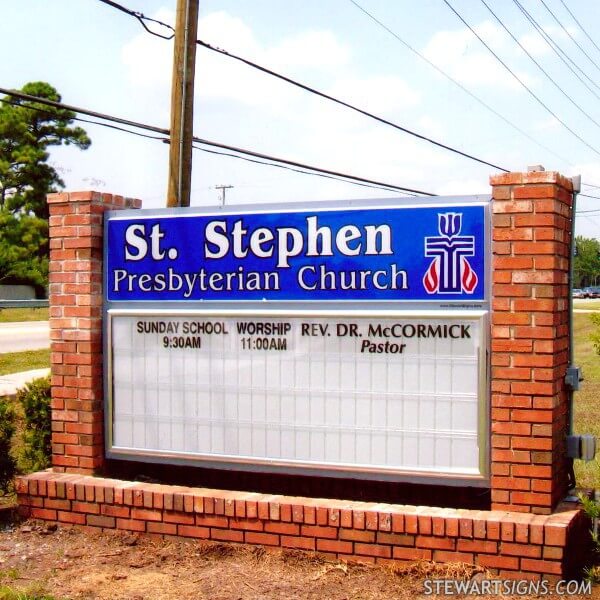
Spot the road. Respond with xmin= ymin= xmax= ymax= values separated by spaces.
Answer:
xmin=0 ymin=321 xmax=50 ymax=353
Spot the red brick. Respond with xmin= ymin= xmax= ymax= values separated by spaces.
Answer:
xmin=433 ymin=550 xmax=473 ymax=563
xmin=317 ymin=539 xmax=353 ymax=554
xmin=31 ymin=507 xmax=57 ymax=520
xmin=211 ymin=528 xmax=243 ymax=543
xmin=520 ymin=558 xmax=562 ymax=575
xmin=415 ymin=536 xmax=454 ymax=550
xmin=478 ymin=554 xmax=519 ymax=570
xmin=264 ymin=522 xmax=300 ymax=536
xmin=195 ymin=515 xmax=228 ymax=528
xmin=231 ymin=518 xmax=263 ymax=532
xmin=116 ymin=518 xmax=146 ymax=532
xmin=147 ymin=522 xmax=177 ymax=535
xmin=457 ymin=539 xmax=497 ymax=553
xmin=281 ymin=536 xmax=314 ymax=550
xmin=301 ymin=525 xmax=338 ymax=539
xmin=545 ymin=525 xmax=567 ymax=546
xmin=245 ymin=532 xmax=279 ymax=546
xmin=354 ymin=543 xmax=391 ymax=558
xmin=376 ymin=532 xmax=414 ymax=546
xmin=392 ymin=547 xmax=432 ymax=561
xmin=501 ymin=542 xmax=541 ymax=557
xmin=131 ymin=508 xmax=162 ymax=522
xmin=58 ymin=511 xmax=86 ymax=525
xmin=339 ymin=528 xmax=375 ymax=543
xmin=178 ymin=525 xmax=210 ymax=538
xmin=86 ymin=515 xmax=116 ymax=528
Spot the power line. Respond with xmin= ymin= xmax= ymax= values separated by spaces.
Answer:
xmin=442 ymin=0 xmax=600 ymax=158
xmin=346 ymin=0 xmax=572 ymax=166
xmin=479 ymin=0 xmax=600 ymax=132
xmin=538 ymin=0 xmax=600 ymax=78
xmin=195 ymin=40 xmax=508 ymax=173
xmin=557 ymin=0 xmax=600 ymax=59
xmin=193 ymin=145 xmax=416 ymax=195
xmin=96 ymin=0 xmax=174 ymax=39
xmin=95 ymin=0 xmax=508 ymax=172
xmin=512 ymin=0 xmax=600 ymax=100
xmin=0 ymin=97 xmax=169 ymax=142
xmin=0 ymin=86 xmax=434 ymax=197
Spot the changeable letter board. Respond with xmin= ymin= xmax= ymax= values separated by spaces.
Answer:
xmin=108 ymin=311 xmax=487 ymax=478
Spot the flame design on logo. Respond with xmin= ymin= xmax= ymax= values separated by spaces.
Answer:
xmin=423 ymin=257 xmax=439 ymax=293
xmin=461 ymin=257 xmax=478 ymax=293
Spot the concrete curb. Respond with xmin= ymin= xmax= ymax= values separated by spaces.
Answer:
xmin=0 ymin=368 xmax=50 ymax=398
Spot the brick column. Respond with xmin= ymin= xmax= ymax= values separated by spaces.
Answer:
xmin=489 ymin=170 xmax=573 ymax=514
xmin=48 ymin=191 xmax=141 ymax=475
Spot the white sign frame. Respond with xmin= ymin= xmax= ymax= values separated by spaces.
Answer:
xmin=106 ymin=308 xmax=489 ymax=485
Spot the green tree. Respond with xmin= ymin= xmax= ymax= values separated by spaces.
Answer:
xmin=0 ymin=211 xmax=48 ymax=296
xmin=574 ymin=236 xmax=600 ymax=288
xmin=0 ymin=82 xmax=90 ymax=293
xmin=0 ymin=81 xmax=90 ymax=219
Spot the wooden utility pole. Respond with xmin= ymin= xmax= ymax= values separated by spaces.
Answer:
xmin=215 ymin=184 xmax=233 ymax=206
xmin=167 ymin=0 xmax=199 ymax=207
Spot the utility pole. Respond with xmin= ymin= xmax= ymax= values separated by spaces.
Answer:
xmin=167 ymin=0 xmax=199 ymax=208
xmin=215 ymin=184 xmax=233 ymax=206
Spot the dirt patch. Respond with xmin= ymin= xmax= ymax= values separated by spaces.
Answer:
xmin=0 ymin=519 xmax=597 ymax=600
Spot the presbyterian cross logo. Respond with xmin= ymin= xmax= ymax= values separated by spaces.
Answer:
xmin=423 ymin=212 xmax=478 ymax=294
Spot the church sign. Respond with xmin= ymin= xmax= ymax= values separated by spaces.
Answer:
xmin=104 ymin=197 xmax=490 ymax=484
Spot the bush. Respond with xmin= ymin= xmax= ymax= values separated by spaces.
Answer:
xmin=0 ymin=399 xmax=16 ymax=494
xmin=17 ymin=376 xmax=51 ymax=472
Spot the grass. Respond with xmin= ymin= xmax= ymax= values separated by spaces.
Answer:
xmin=0 ymin=308 xmax=48 ymax=323
xmin=0 ymin=585 xmax=57 ymax=600
xmin=0 ymin=350 xmax=50 ymax=376
xmin=573 ymin=311 xmax=600 ymax=489
xmin=574 ymin=300 xmax=600 ymax=311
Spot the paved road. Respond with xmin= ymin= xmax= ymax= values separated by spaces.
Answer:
xmin=0 ymin=321 xmax=50 ymax=354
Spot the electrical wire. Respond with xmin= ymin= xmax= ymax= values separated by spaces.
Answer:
xmin=512 ymin=0 xmax=600 ymax=99
xmin=192 ymin=145 xmax=420 ymax=196
xmin=96 ymin=0 xmax=174 ymax=39
xmin=442 ymin=0 xmax=600 ymax=158
xmin=195 ymin=39 xmax=508 ymax=173
xmin=0 ymin=97 xmax=169 ymax=142
xmin=347 ymin=0 xmax=573 ymax=166
xmin=479 ymin=0 xmax=600 ymax=132
xmin=538 ymin=0 xmax=600 ymax=77
xmin=94 ymin=0 xmax=508 ymax=172
xmin=0 ymin=86 xmax=434 ymax=197
xmin=557 ymin=0 xmax=600 ymax=59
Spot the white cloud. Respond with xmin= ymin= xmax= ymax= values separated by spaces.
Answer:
xmin=519 ymin=25 xmax=578 ymax=57
xmin=534 ymin=116 xmax=560 ymax=131
xmin=423 ymin=20 xmax=534 ymax=90
xmin=326 ymin=75 xmax=419 ymax=116
xmin=268 ymin=30 xmax=350 ymax=70
xmin=434 ymin=178 xmax=488 ymax=196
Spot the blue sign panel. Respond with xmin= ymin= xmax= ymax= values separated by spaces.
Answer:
xmin=105 ymin=203 xmax=487 ymax=302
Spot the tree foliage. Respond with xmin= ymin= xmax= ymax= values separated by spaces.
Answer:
xmin=0 ymin=211 xmax=48 ymax=295
xmin=574 ymin=236 xmax=600 ymax=288
xmin=0 ymin=82 xmax=90 ymax=293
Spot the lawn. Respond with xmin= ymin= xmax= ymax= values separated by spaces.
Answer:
xmin=573 ymin=311 xmax=600 ymax=489
xmin=0 ymin=308 xmax=48 ymax=323
xmin=0 ymin=349 xmax=50 ymax=376
xmin=574 ymin=299 xmax=600 ymax=311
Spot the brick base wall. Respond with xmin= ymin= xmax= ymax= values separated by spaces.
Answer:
xmin=17 ymin=472 xmax=587 ymax=580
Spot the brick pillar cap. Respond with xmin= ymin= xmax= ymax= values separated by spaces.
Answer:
xmin=490 ymin=171 xmax=573 ymax=190
xmin=47 ymin=191 xmax=142 ymax=209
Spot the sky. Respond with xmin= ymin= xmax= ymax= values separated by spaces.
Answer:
xmin=2 ymin=0 xmax=600 ymax=238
